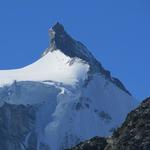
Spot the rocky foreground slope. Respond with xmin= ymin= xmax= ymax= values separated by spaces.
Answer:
xmin=68 ymin=97 xmax=150 ymax=150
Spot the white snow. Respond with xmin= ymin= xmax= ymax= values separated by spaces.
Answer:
xmin=0 ymin=50 xmax=89 ymax=86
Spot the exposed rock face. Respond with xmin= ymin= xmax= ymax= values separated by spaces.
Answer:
xmin=68 ymin=97 xmax=150 ymax=150
xmin=0 ymin=103 xmax=49 ymax=150
xmin=0 ymin=103 xmax=36 ymax=150
xmin=66 ymin=137 xmax=107 ymax=150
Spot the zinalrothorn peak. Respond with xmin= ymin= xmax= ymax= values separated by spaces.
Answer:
xmin=51 ymin=22 xmax=66 ymax=35
xmin=43 ymin=22 xmax=131 ymax=95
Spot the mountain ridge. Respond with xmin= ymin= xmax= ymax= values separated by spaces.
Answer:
xmin=42 ymin=22 xmax=131 ymax=95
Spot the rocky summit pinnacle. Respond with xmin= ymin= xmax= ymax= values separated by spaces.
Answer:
xmin=43 ymin=22 xmax=109 ymax=74
xmin=45 ymin=22 xmax=96 ymax=64
xmin=51 ymin=22 xmax=66 ymax=35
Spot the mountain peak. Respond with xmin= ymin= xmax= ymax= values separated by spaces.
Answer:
xmin=48 ymin=22 xmax=78 ymax=55
xmin=51 ymin=22 xmax=65 ymax=35
xmin=42 ymin=23 xmax=131 ymax=95
xmin=45 ymin=23 xmax=96 ymax=64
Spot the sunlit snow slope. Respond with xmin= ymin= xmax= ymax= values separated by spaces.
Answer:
xmin=0 ymin=23 xmax=138 ymax=150
xmin=0 ymin=50 xmax=89 ymax=86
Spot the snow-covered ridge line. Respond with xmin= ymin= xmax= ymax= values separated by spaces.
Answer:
xmin=0 ymin=50 xmax=89 ymax=87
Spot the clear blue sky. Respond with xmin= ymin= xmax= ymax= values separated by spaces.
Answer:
xmin=0 ymin=0 xmax=149 ymax=100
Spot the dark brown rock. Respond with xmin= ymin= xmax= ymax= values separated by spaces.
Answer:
xmin=66 ymin=137 xmax=107 ymax=150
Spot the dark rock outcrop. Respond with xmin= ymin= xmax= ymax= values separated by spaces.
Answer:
xmin=68 ymin=97 xmax=150 ymax=150
xmin=66 ymin=137 xmax=107 ymax=150
xmin=0 ymin=103 xmax=37 ymax=150
xmin=0 ymin=103 xmax=49 ymax=150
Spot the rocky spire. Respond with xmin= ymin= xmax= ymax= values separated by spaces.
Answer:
xmin=44 ymin=22 xmax=95 ymax=63
xmin=50 ymin=22 xmax=66 ymax=36
xmin=43 ymin=22 xmax=105 ymax=72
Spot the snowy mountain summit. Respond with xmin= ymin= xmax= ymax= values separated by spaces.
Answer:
xmin=0 ymin=23 xmax=137 ymax=150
